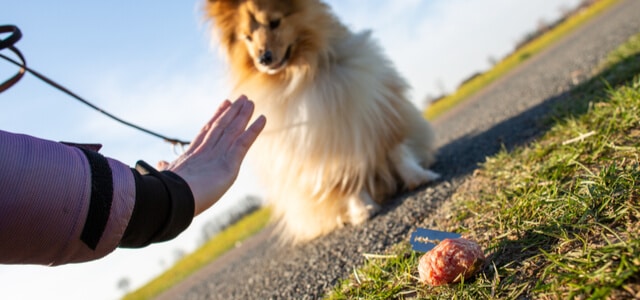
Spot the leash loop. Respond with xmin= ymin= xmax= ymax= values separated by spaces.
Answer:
xmin=0 ymin=25 xmax=26 ymax=93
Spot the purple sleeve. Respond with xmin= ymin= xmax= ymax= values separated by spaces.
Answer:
xmin=0 ymin=130 xmax=135 ymax=265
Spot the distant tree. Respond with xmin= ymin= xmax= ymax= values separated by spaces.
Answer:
xmin=198 ymin=195 xmax=263 ymax=245
xmin=435 ymin=78 xmax=447 ymax=96
xmin=422 ymin=95 xmax=435 ymax=109
xmin=423 ymin=93 xmax=446 ymax=108
xmin=242 ymin=195 xmax=262 ymax=209
xmin=537 ymin=18 xmax=550 ymax=33
xmin=558 ymin=4 xmax=571 ymax=18
xmin=458 ymin=72 xmax=483 ymax=89
xmin=116 ymin=277 xmax=131 ymax=294
xmin=173 ymin=248 xmax=186 ymax=262
xmin=199 ymin=218 xmax=224 ymax=245
xmin=487 ymin=55 xmax=498 ymax=67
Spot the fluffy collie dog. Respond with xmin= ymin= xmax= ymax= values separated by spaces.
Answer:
xmin=206 ymin=0 xmax=439 ymax=243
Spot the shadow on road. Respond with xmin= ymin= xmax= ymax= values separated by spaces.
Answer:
xmin=382 ymin=51 xmax=640 ymax=217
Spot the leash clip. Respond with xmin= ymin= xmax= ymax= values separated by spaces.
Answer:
xmin=0 ymin=25 xmax=26 ymax=93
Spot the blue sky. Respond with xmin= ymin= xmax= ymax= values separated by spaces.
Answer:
xmin=1 ymin=1 xmax=581 ymax=299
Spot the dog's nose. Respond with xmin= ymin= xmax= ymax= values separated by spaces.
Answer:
xmin=259 ymin=50 xmax=273 ymax=65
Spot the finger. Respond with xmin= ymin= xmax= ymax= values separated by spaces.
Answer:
xmin=212 ymin=99 xmax=233 ymax=123
xmin=196 ymin=96 xmax=253 ymax=151
xmin=205 ymin=99 xmax=233 ymax=137
xmin=185 ymin=99 xmax=232 ymax=155
xmin=226 ymin=114 xmax=266 ymax=167
xmin=156 ymin=160 xmax=170 ymax=170
xmin=210 ymin=97 xmax=256 ymax=156
xmin=190 ymin=99 xmax=243 ymax=153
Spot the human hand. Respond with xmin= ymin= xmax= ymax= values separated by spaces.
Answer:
xmin=167 ymin=95 xmax=266 ymax=216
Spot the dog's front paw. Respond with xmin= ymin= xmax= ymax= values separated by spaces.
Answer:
xmin=425 ymin=169 xmax=441 ymax=180
xmin=391 ymin=144 xmax=440 ymax=190
xmin=401 ymin=168 xmax=440 ymax=190
xmin=345 ymin=192 xmax=380 ymax=226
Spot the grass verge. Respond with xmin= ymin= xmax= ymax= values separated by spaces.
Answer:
xmin=328 ymin=32 xmax=640 ymax=299
xmin=424 ymin=0 xmax=620 ymax=120
xmin=122 ymin=207 xmax=271 ymax=300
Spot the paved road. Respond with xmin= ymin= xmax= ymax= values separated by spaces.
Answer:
xmin=158 ymin=1 xmax=640 ymax=298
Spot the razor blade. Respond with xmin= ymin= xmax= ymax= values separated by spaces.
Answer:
xmin=410 ymin=228 xmax=462 ymax=252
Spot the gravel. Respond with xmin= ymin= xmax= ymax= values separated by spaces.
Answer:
xmin=160 ymin=1 xmax=640 ymax=298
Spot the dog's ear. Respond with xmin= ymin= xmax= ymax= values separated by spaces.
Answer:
xmin=205 ymin=0 xmax=244 ymax=50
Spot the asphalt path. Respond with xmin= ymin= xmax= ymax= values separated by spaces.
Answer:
xmin=158 ymin=1 xmax=640 ymax=298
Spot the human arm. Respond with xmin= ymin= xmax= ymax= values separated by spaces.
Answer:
xmin=0 ymin=130 xmax=136 ymax=265
xmin=0 ymin=96 xmax=265 ymax=265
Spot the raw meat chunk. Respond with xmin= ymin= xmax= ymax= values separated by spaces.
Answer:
xmin=418 ymin=238 xmax=485 ymax=285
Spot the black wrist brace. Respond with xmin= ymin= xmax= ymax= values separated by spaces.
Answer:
xmin=120 ymin=161 xmax=194 ymax=248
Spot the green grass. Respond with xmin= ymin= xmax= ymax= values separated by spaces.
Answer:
xmin=328 ymin=32 xmax=640 ymax=299
xmin=122 ymin=207 xmax=271 ymax=300
xmin=424 ymin=0 xmax=620 ymax=120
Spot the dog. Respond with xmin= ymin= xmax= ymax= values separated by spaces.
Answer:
xmin=205 ymin=0 xmax=439 ymax=243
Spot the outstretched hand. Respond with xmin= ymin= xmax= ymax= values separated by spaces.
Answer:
xmin=166 ymin=95 xmax=266 ymax=216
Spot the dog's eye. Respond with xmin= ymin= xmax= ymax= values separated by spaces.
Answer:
xmin=269 ymin=19 xmax=281 ymax=30
xmin=244 ymin=34 xmax=252 ymax=42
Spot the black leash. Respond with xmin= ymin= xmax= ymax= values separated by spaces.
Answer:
xmin=0 ymin=25 xmax=190 ymax=146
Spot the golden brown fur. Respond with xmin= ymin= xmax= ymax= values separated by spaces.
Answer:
xmin=205 ymin=0 xmax=439 ymax=243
